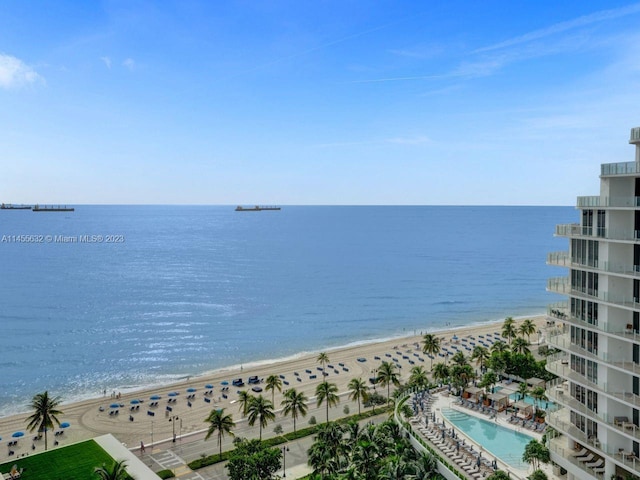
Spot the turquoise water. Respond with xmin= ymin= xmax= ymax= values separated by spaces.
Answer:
xmin=441 ymin=407 xmax=532 ymax=469
xmin=509 ymin=393 xmax=558 ymax=411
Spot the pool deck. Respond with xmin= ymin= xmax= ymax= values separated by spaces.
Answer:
xmin=409 ymin=382 xmax=561 ymax=480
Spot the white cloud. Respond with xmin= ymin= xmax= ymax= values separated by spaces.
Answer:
xmin=122 ymin=58 xmax=135 ymax=70
xmin=101 ymin=56 xmax=112 ymax=69
xmin=0 ymin=53 xmax=43 ymax=89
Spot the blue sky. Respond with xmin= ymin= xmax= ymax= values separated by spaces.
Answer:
xmin=1 ymin=1 xmax=640 ymax=205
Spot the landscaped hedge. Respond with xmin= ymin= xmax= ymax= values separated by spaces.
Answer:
xmin=188 ymin=406 xmax=393 ymax=470
xmin=156 ymin=469 xmax=175 ymax=479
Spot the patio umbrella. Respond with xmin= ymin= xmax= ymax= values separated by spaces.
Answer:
xmin=60 ymin=422 xmax=70 ymax=428
xmin=187 ymin=388 xmax=196 ymax=393
xmin=150 ymin=395 xmax=161 ymax=400
xmin=12 ymin=432 xmax=24 ymax=438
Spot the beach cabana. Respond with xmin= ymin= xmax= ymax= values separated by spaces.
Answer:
xmin=513 ymin=400 xmax=534 ymax=419
xmin=526 ymin=377 xmax=546 ymax=389
xmin=463 ymin=386 xmax=483 ymax=403
xmin=486 ymin=392 xmax=509 ymax=411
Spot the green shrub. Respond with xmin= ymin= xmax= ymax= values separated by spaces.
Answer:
xmin=157 ymin=469 xmax=175 ymax=479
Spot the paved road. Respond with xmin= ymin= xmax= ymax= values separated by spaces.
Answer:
xmin=137 ymin=395 xmax=391 ymax=480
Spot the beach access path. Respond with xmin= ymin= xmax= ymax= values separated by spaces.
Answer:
xmin=0 ymin=316 xmax=547 ymax=464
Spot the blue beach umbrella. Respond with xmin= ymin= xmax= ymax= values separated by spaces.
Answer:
xmin=168 ymin=392 xmax=179 ymax=397
xmin=130 ymin=399 xmax=140 ymax=404
xmin=12 ymin=432 xmax=24 ymax=438
xmin=187 ymin=388 xmax=196 ymax=393
xmin=60 ymin=422 xmax=70 ymax=428
xmin=110 ymin=403 xmax=120 ymax=408
xmin=205 ymin=384 xmax=213 ymax=389
xmin=150 ymin=395 xmax=161 ymax=400
xmin=221 ymin=381 xmax=229 ymax=385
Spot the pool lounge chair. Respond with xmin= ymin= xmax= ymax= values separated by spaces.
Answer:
xmin=578 ymin=453 xmax=595 ymax=463
xmin=586 ymin=458 xmax=604 ymax=469
xmin=571 ymin=448 xmax=588 ymax=457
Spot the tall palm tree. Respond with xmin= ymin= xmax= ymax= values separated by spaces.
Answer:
xmin=265 ymin=374 xmax=283 ymax=404
xmin=281 ymin=388 xmax=308 ymax=433
xmin=421 ymin=334 xmax=441 ymax=371
xmin=25 ymin=391 xmax=63 ymax=451
xmin=530 ymin=387 xmax=548 ymax=410
xmin=376 ymin=361 xmax=400 ymax=404
xmin=451 ymin=364 xmax=475 ymax=396
xmin=94 ymin=460 xmax=129 ymax=480
xmin=519 ymin=318 xmax=537 ymax=343
xmin=246 ymin=394 xmax=275 ymax=440
xmin=471 ymin=345 xmax=490 ymax=372
xmin=317 ymin=352 xmax=330 ymax=374
xmin=204 ymin=407 xmax=235 ymax=459
xmin=512 ymin=337 xmax=531 ymax=355
xmin=432 ymin=363 xmax=450 ymax=385
xmin=237 ymin=390 xmax=251 ymax=417
xmin=517 ymin=381 xmax=530 ymax=401
xmin=491 ymin=340 xmax=509 ymax=354
xmin=408 ymin=366 xmax=429 ymax=389
xmin=502 ymin=317 xmax=517 ymax=345
xmin=348 ymin=377 xmax=369 ymax=415
xmin=316 ymin=381 xmax=340 ymax=423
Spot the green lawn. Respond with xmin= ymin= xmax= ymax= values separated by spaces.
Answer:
xmin=0 ymin=440 xmax=115 ymax=480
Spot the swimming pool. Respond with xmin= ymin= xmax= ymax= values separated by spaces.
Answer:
xmin=441 ymin=407 xmax=532 ymax=469
xmin=508 ymin=393 xmax=558 ymax=411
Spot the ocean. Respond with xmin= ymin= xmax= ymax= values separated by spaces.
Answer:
xmin=0 ymin=205 xmax=574 ymax=416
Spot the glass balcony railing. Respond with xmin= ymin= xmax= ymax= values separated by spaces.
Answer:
xmin=546 ymin=277 xmax=640 ymax=308
xmin=546 ymin=253 xmax=640 ymax=278
xmin=601 ymin=161 xmax=640 ymax=176
xmin=577 ymin=196 xmax=640 ymax=208
xmin=555 ymin=223 xmax=640 ymax=242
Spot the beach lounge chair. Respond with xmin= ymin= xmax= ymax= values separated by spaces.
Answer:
xmin=571 ymin=448 xmax=588 ymax=457
xmin=586 ymin=458 xmax=604 ymax=469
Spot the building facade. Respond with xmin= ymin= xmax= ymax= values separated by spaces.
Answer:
xmin=546 ymin=126 xmax=640 ymax=480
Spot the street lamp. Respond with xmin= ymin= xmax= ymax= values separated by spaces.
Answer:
xmin=169 ymin=415 xmax=179 ymax=442
xmin=282 ymin=445 xmax=290 ymax=477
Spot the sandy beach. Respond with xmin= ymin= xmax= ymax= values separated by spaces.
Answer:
xmin=0 ymin=316 xmax=546 ymax=458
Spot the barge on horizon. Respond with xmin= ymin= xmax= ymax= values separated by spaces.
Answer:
xmin=235 ymin=205 xmax=281 ymax=211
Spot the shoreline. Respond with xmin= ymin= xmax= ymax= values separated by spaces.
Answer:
xmin=0 ymin=315 xmax=548 ymax=454
xmin=3 ymin=311 xmax=545 ymax=417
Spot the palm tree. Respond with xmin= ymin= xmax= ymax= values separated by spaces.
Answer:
xmin=316 ymin=381 xmax=340 ymax=423
xmin=519 ymin=318 xmax=537 ymax=342
xmin=450 ymin=350 xmax=468 ymax=366
xmin=376 ymin=361 xmax=400 ymax=405
xmin=512 ymin=336 xmax=531 ymax=355
xmin=432 ymin=363 xmax=450 ymax=385
xmin=522 ymin=439 xmax=550 ymax=471
xmin=450 ymin=364 xmax=475 ymax=395
xmin=348 ymin=378 xmax=369 ymax=415
xmin=471 ymin=345 xmax=490 ymax=372
xmin=94 ymin=460 xmax=129 ymax=480
xmin=517 ymin=381 xmax=529 ymax=401
xmin=491 ymin=340 xmax=509 ymax=354
xmin=408 ymin=366 xmax=428 ymax=389
xmin=246 ymin=394 xmax=275 ymax=440
xmin=237 ymin=390 xmax=251 ymax=417
xmin=204 ymin=407 xmax=235 ymax=459
xmin=317 ymin=352 xmax=330 ymax=374
xmin=25 ymin=391 xmax=63 ymax=451
xmin=421 ymin=334 xmax=441 ymax=371
xmin=281 ymin=388 xmax=308 ymax=433
xmin=530 ymin=386 xmax=548 ymax=410
xmin=502 ymin=317 xmax=517 ymax=345
xmin=265 ymin=374 xmax=283 ymax=404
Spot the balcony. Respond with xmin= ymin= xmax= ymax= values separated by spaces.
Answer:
xmin=546 ymin=252 xmax=640 ymax=278
xmin=549 ymin=439 xmax=604 ymax=480
xmin=601 ymin=161 xmax=640 ymax=177
xmin=547 ymin=388 xmax=640 ymax=443
xmin=555 ymin=223 xmax=640 ymax=243
xmin=577 ymin=196 xmax=640 ymax=208
xmin=546 ymin=277 xmax=640 ymax=310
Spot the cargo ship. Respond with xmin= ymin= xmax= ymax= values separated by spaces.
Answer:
xmin=235 ymin=206 xmax=281 ymax=211
xmin=32 ymin=205 xmax=75 ymax=212
xmin=1 ymin=203 xmax=32 ymax=210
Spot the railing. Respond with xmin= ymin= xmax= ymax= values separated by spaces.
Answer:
xmin=549 ymin=441 xmax=604 ymax=479
xmin=577 ymin=196 xmax=640 ymax=208
xmin=546 ymin=252 xmax=640 ymax=278
xmin=555 ymin=223 xmax=640 ymax=242
xmin=601 ymin=161 xmax=640 ymax=176
xmin=546 ymin=278 xmax=640 ymax=309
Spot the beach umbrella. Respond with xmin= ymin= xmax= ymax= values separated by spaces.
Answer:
xmin=12 ymin=432 xmax=24 ymax=438
xmin=187 ymin=388 xmax=196 ymax=393
xmin=130 ymin=399 xmax=140 ymax=405
xmin=221 ymin=381 xmax=229 ymax=385
xmin=60 ymin=422 xmax=70 ymax=428
xmin=150 ymin=395 xmax=161 ymax=400
xmin=168 ymin=392 xmax=179 ymax=397
xmin=205 ymin=384 xmax=213 ymax=389
xmin=110 ymin=403 xmax=120 ymax=408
